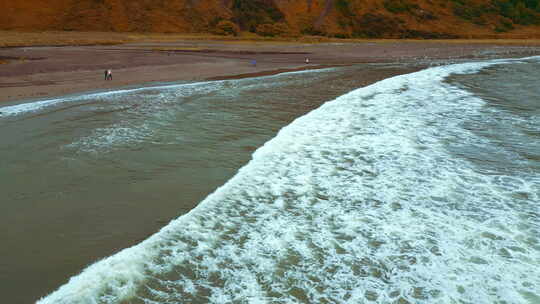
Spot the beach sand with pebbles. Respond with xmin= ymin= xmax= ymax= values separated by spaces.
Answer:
xmin=2 ymin=35 xmax=540 ymax=104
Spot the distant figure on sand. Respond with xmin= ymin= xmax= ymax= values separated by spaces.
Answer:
xmin=104 ymin=70 xmax=108 ymax=80
xmin=305 ymin=58 xmax=310 ymax=64
xmin=105 ymin=69 xmax=112 ymax=80
xmin=251 ymin=59 xmax=257 ymax=67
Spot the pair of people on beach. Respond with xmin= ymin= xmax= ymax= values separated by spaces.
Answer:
xmin=104 ymin=69 xmax=112 ymax=80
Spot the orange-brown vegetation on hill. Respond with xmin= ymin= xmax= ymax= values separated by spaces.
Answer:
xmin=1 ymin=0 xmax=540 ymax=38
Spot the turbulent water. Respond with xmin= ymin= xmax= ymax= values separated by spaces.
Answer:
xmin=0 ymin=65 xmax=403 ymax=303
xmin=2 ymin=58 xmax=539 ymax=304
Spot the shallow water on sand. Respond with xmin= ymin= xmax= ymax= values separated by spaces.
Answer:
xmin=0 ymin=64 xmax=406 ymax=303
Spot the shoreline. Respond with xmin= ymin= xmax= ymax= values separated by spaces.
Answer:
xmin=2 ymin=39 xmax=540 ymax=104
xmin=205 ymin=64 xmax=343 ymax=81
xmin=0 ymin=64 xmax=345 ymax=109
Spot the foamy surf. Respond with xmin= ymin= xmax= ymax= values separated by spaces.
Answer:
xmin=38 ymin=58 xmax=539 ymax=304
xmin=0 ymin=67 xmax=337 ymax=119
xmin=0 ymin=81 xmax=216 ymax=118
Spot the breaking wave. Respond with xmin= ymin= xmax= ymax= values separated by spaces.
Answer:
xmin=38 ymin=58 xmax=540 ymax=304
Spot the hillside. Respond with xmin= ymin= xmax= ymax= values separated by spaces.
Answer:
xmin=1 ymin=0 xmax=540 ymax=38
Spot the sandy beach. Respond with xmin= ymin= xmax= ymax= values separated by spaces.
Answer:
xmin=2 ymin=37 xmax=540 ymax=103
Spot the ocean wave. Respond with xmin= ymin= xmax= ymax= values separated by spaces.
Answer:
xmin=38 ymin=58 xmax=539 ymax=304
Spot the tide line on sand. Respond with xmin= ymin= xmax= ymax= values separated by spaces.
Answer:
xmin=0 ymin=66 xmax=339 ymax=118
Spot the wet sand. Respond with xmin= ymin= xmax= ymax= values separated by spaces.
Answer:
xmin=2 ymin=39 xmax=540 ymax=103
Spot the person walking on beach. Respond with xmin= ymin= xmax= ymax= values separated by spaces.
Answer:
xmin=104 ymin=70 xmax=108 ymax=80
xmin=305 ymin=58 xmax=310 ymax=64
xmin=106 ymin=69 xmax=112 ymax=80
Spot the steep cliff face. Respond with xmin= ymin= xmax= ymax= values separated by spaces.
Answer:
xmin=1 ymin=0 xmax=539 ymax=37
xmin=0 ymin=0 xmax=227 ymax=32
xmin=273 ymin=0 xmax=540 ymax=38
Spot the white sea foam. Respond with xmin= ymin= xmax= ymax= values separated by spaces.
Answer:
xmin=38 ymin=58 xmax=540 ymax=304
xmin=0 ymin=81 xmax=216 ymax=118
xmin=0 ymin=67 xmax=337 ymax=119
xmin=62 ymin=68 xmax=337 ymax=154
